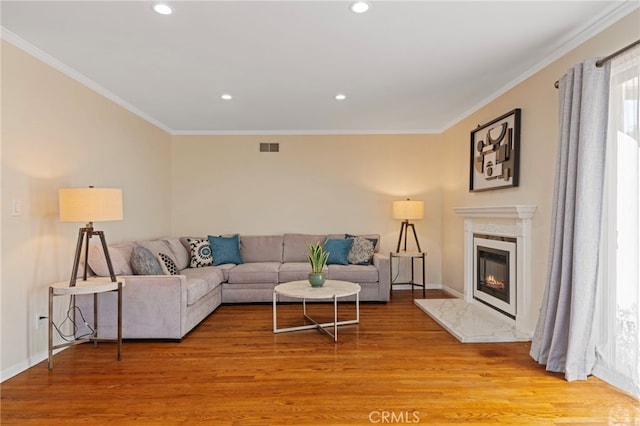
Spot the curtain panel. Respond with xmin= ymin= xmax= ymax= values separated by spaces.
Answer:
xmin=530 ymin=58 xmax=611 ymax=381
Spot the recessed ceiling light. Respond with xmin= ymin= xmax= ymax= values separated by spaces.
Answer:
xmin=335 ymin=93 xmax=346 ymax=101
xmin=221 ymin=94 xmax=232 ymax=100
xmin=152 ymin=2 xmax=173 ymax=15
xmin=350 ymin=1 xmax=370 ymax=14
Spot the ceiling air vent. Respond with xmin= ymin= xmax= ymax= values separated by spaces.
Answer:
xmin=259 ymin=143 xmax=279 ymax=153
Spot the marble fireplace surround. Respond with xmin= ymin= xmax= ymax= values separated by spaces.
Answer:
xmin=415 ymin=205 xmax=537 ymax=342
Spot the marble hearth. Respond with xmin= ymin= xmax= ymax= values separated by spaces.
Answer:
xmin=415 ymin=299 xmax=530 ymax=342
xmin=416 ymin=205 xmax=536 ymax=343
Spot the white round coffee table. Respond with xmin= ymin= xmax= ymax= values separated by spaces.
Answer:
xmin=273 ymin=280 xmax=361 ymax=342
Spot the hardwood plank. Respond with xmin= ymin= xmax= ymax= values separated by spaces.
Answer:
xmin=1 ymin=290 xmax=638 ymax=425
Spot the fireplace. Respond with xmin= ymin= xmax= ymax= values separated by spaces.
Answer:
xmin=451 ymin=205 xmax=536 ymax=339
xmin=473 ymin=235 xmax=516 ymax=318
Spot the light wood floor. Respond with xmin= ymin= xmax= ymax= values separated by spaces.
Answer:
xmin=2 ymin=290 xmax=638 ymax=425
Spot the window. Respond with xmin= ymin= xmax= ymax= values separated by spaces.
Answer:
xmin=596 ymin=46 xmax=640 ymax=398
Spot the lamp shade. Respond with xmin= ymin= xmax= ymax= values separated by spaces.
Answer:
xmin=59 ymin=187 xmax=123 ymax=223
xmin=392 ymin=199 xmax=424 ymax=220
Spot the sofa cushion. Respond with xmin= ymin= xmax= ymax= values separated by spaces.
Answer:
xmin=283 ymin=234 xmax=326 ymax=262
xmin=181 ymin=266 xmax=224 ymax=283
xmin=131 ymin=246 xmax=164 ymax=275
xmin=212 ymin=264 xmax=234 ymax=282
xmin=208 ymin=235 xmax=244 ymax=266
xmin=88 ymin=242 xmax=135 ymax=277
xmin=327 ymin=264 xmax=379 ymax=283
xmin=164 ymin=238 xmax=190 ymax=270
xmin=324 ymin=238 xmax=353 ymax=265
xmin=228 ymin=262 xmax=280 ymax=284
xmin=346 ymin=235 xmax=377 ymax=265
xmin=240 ymin=235 xmax=283 ymax=263
xmin=278 ymin=262 xmax=314 ymax=282
xmin=158 ymin=253 xmax=179 ymax=275
xmin=187 ymin=237 xmax=214 ymax=268
xmin=181 ymin=267 xmax=224 ymax=306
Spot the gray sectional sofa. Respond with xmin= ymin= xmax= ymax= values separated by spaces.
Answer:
xmin=76 ymin=233 xmax=389 ymax=340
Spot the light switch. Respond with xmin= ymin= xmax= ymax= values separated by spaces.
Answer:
xmin=11 ymin=199 xmax=22 ymax=216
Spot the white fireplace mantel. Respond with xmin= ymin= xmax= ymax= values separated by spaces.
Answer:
xmin=452 ymin=205 xmax=536 ymax=220
xmin=453 ymin=205 xmax=537 ymax=337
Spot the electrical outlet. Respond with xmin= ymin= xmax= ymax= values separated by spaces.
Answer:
xmin=35 ymin=314 xmax=46 ymax=329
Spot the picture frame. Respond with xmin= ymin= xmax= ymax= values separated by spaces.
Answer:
xmin=469 ymin=108 xmax=521 ymax=192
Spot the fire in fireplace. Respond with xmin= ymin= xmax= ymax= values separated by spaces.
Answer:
xmin=473 ymin=235 xmax=517 ymax=318
xmin=477 ymin=245 xmax=510 ymax=303
xmin=485 ymin=275 xmax=505 ymax=289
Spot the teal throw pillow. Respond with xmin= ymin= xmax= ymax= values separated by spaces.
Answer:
xmin=208 ymin=235 xmax=244 ymax=266
xmin=324 ymin=238 xmax=353 ymax=265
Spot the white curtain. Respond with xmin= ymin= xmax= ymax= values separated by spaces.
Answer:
xmin=594 ymin=46 xmax=640 ymax=398
xmin=530 ymin=58 xmax=611 ymax=381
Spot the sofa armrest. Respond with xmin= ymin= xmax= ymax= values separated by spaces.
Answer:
xmin=123 ymin=274 xmax=189 ymax=339
xmin=76 ymin=274 xmax=188 ymax=339
xmin=373 ymin=253 xmax=390 ymax=301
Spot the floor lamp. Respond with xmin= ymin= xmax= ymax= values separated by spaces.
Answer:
xmin=392 ymin=199 xmax=424 ymax=252
xmin=59 ymin=187 xmax=123 ymax=286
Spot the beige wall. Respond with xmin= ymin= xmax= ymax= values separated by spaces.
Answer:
xmin=171 ymin=134 xmax=443 ymax=283
xmin=1 ymin=41 xmax=172 ymax=378
xmin=439 ymin=10 xmax=640 ymax=313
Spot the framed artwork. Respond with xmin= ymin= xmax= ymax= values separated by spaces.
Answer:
xmin=469 ymin=108 xmax=521 ymax=192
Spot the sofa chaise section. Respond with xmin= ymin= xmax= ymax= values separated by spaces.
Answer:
xmin=76 ymin=238 xmax=224 ymax=340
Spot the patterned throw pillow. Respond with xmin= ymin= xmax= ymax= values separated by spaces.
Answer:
xmin=347 ymin=236 xmax=377 ymax=265
xmin=187 ymin=238 xmax=213 ymax=268
xmin=131 ymin=246 xmax=164 ymax=275
xmin=158 ymin=253 xmax=179 ymax=275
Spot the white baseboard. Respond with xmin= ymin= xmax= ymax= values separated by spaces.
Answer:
xmin=1 ymin=348 xmax=65 ymax=383
xmin=441 ymin=284 xmax=463 ymax=298
xmin=391 ymin=283 xmax=463 ymax=298
xmin=1 ymin=360 xmax=32 ymax=383
xmin=391 ymin=283 xmax=443 ymax=291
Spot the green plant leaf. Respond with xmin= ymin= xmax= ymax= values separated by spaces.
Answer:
xmin=306 ymin=241 xmax=328 ymax=273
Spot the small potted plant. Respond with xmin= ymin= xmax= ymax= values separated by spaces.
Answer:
xmin=307 ymin=241 xmax=329 ymax=287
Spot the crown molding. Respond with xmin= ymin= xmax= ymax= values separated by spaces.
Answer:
xmin=1 ymin=27 xmax=173 ymax=134
xmin=171 ymin=128 xmax=439 ymax=136
xmin=442 ymin=1 xmax=640 ymax=133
